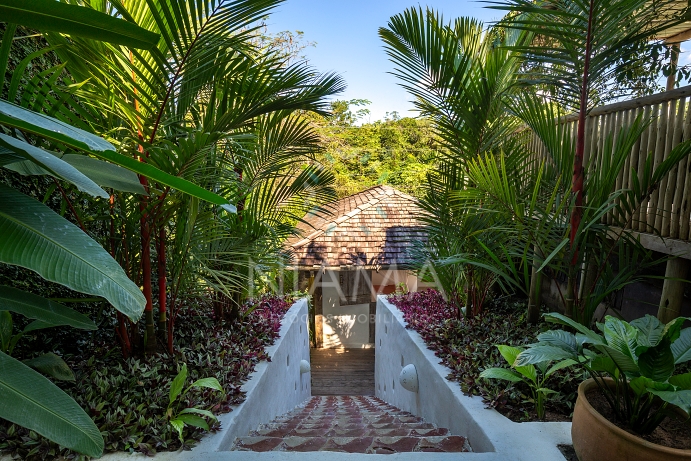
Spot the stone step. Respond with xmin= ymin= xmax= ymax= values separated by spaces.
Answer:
xmin=251 ymin=426 xmax=450 ymax=438
xmin=232 ymin=395 xmax=470 ymax=454
xmin=233 ymin=435 xmax=470 ymax=453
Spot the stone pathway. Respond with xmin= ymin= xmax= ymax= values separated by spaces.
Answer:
xmin=231 ymin=395 xmax=471 ymax=454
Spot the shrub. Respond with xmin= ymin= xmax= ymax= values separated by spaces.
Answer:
xmin=0 ymin=295 xmax=294 ymax=459
xmin=389 ymin=290 xmax=583 ymax=421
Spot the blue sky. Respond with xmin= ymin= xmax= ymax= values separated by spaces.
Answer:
xmin=268 ymin=1 xmax=503 ymax=122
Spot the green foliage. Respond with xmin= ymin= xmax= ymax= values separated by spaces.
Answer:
xmin=166 ymin=363 xmax=224 ymax=443
xmin=0 ymin=0 xmax=159 ymax=49
xmin=380 ymin=8 xmax=526 ymax=314
xmin=312 ymin=99 xmax=440 ymax=198
xmin=0 ymin=296 xmax=291 ymax=459
xmin=481 ymin=344 xmax=576 ymax=419
xmin=516 ymin=313 xmax=691 ymax=434
xmin=0 ymin=350 xmax=104 ymax=457
xmin=391 ymin=291 xmax=582 ymax=420
xmin=492 ymin=0 xmax=687 ymax=109
xmin=381 ymin=4 xmax=691 ymax=326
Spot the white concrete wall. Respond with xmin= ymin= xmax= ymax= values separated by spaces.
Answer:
xmin=100 ymin=298 xmax=312 ymax=460
xmin=190 ymin=298 xmax=312 ymax=452
xmin=375 ymin=295 xmax=572 ymax=461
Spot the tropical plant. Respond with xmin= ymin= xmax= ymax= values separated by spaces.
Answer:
xmin=0 ymin=0 xmax=247 ymax=455
xmin=455 ymin=92 xmax=691 ymax=326
xmin=0 ymin=286 xmax=96 ymax=380
xmin=0 ymin=3 xmax=156 ymax=451
xmin=480 ymin=344 xmax=576 ymax=419
xmin=379 ymin=8 xmax=528 ymax=316
xmin=166 ymin=363 xmax=224 ymax=443
xmin=382 ymin=3 xmax=691 ymax=325
xmin=515 ymin=313 xmax=691 ymax=434
xmin=488 ymin=0 xmax=688 ymax=321
xmin=33 ymin=0 xmax=343 ymax=354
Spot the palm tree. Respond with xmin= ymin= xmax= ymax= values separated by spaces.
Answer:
xmin=40 ymin=0 xmax=343 ymax=351
xmin=491 ymin=0 xmax=688 ymax=316
xmin=379 ymin=8 xmax=528 ymax=316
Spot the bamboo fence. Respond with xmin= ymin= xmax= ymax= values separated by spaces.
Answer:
xmin=528 ymin=85 xmax=691 ymax=241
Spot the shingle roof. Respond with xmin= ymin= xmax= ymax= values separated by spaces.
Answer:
xmin=287 ymin=185 xmax=426 ymax=268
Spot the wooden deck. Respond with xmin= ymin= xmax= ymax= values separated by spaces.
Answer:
xmin=310 ymin=348 xmax=375 ymax=395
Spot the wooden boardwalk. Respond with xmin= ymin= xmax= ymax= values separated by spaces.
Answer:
xmin=310 ymin=348 xmax=375 ymax=395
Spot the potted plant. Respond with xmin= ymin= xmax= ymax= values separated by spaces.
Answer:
xmin=513 ymin=313 xmax=691 ymax=460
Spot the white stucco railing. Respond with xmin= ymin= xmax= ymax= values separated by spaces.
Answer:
xmin=375 ymin=295 xmax=572 ymax=461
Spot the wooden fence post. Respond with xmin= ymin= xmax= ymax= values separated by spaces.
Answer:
xmin=658 ymin=257 xmax=689 ymax=323
xmin=656 ymin=48 xmax=689 ymax=324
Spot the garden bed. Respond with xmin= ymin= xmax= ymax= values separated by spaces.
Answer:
xmin=0 ymin=293 xmax=296 ymax=460
xmin=388 ymin=290 xmax=583 ymax=422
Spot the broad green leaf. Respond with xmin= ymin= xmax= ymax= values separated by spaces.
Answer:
xmin=0 ymin=101 xmax=236 ymax=212
xmin=590 ymin=355 xmax=617 ymax=376
xmin=601 ymin=316 xmax=638 ymax=365
xmin=0 ymin=0 xmax=159 ymax=49
xmin=629 ymin=376 xmax=673 ymax=397
xmin=61 ymin=154 xmax=146 ymax=195
xmin=188 ymin=377 xmax=224 ymax=393
xmin=647 ymin=389 xmax=691 ymax=416
xmin=23 ymin=352 xmax=74 ymax=381
xmin=23 ymin=320 xmax=58 ymax=333
xmin=516 ymin=363 xmax=538 ymax=383
xmin=0 ymin=135 xmax=108 ymax=199
xmin=672 ymin=328 xmax=691 ymax=365
xmin=0 ymin=100 xmax=115 ymax=153
xmin=179 ymin=407 xmax=217 ymax=420
xmin=537 ymin=330 xmax=578 ymax=353
xmin=601 ymin=345 xmax=639 ymax=373
xmin=515 ymin=345 xmax=576 ymax=366
xmin=0 ymin=351 xmax=103 ymax=457
xmin=0 ymin=185 xmax=145 ymax=321
xmin=545 ymin=359 xmax=577 ymax=377
xmin=670 ymin=373 xmax=691 ymax=390
xmin=0 ymin=150 xmax=22 ymax=166
xmin=0 ymin=286 xmax=96 ymax=330
xmin=638 ymin=338 xmax=675 ymax=382
xmin=169 ymin=364 xmax=188 ymax=406
xmin=3 ymin=159 xmax=49 ymax=175
xmin=664 ymin=318 xmax=690 ymax=345
xmin=631 ymin=315 xmax=665 ymax=348
xmin=496 ymin=344 xmax=522 ymax=366
xmin=169 ymin=418 xmax=184 ymax=442
xmin=479 ymin=367 xmax=523 ymax=382
xmin=545 ymin=313 xmax=603 ymax=344
xmin=175 ymin=413 xmax=209 ymax=431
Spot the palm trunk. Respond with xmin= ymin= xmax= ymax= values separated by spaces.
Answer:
xmin=110 ymin=193 xmax=132 ymax=357
xmin=567 ymin=0 xmax=595 ymax=318
xmin=139 ymin=171 xmax=156 ymax=352
xmin=157 ymin=227 xmax=168 ymax=347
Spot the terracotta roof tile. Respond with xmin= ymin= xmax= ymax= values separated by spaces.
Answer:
xmin=287 ymin=185 xmax=427 ymax=268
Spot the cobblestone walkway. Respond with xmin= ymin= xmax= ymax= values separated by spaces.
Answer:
xmin=231 ymin=395 xmax=471 ymax=453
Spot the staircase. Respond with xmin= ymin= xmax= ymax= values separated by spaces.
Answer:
xmin=231 ymin=396 xmax=471 ymax=454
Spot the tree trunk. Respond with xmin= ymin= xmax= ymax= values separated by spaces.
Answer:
xmin=110 ymin=193 xmax=132 ymax=357
xmin=139 ymin=174 xmax=156 ymax=353
xmin=157 ymin=228 xmax=168 ymax=348
xmin=527 ymin=257 xmax=542 ymax=324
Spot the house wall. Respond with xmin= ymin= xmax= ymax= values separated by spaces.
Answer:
xmin=315 ymin=268 xmax=426 ymax=349
xmin=321 ymin=269 xmax=371 ymax=348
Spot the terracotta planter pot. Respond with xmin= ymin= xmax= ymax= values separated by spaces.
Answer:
xmin=572 ymin=378 xmax=691 ymax=461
